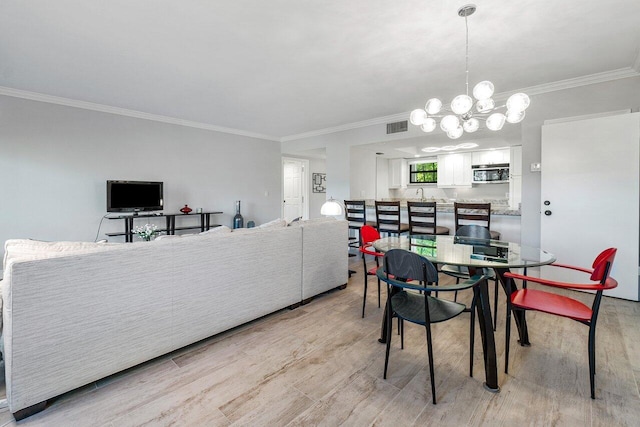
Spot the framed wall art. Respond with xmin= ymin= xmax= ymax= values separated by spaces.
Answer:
xmin=312 ymin=173 xmax=326 ymax=193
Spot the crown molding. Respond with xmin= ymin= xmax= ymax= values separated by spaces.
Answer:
xmin=282 ymin=67 xmax=640 ymax=142
xmin=281 ymin=112 xmax=409 ymax=142
xmin=507 ymin=67 xmax=639 ymax=97
xmin=0 ymin=86 xmax=280 ymax=142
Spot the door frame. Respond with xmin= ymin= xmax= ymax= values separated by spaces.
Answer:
xmin=282 ymin=157 xmax=310 ymax=221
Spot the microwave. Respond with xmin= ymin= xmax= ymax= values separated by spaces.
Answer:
xmin=472 ymin=163 xmax=509 ymax=183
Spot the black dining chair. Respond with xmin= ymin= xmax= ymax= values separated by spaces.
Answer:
xmin=454 ymin=202 xmax=500 ymax=240
xmin=440 ymin=225 xmax=501 ymax=330
xmin=406 ymin=201 xmax=450 ymax=235
xmin=375 ymin=201 xmax=410 ymax=237
xmin=379 ymin=249 xmax=487 ymax=404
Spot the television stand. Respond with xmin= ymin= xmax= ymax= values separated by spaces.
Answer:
xmin=106 ymin=211 xmax=223 ymax=242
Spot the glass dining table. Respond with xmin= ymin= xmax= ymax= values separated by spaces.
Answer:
xmin=373 ymin=234 xmax=556 ymax=392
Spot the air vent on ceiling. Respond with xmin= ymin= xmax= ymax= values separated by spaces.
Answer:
xmin=386 ymin=120 xmax=408 ymax=134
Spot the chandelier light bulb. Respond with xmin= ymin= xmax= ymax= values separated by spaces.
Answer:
xmin=440 ymin=115 xmax=460 ymax=132
xmin=410 ymin=109 xmax=428 ymax=125
xmin=421 ymin=118 xmax=437 ymax=132
xmin=425 ymin=98 xmax=443 ymax=115
xmin=506 ymin=110 xmax=526 ymax=124
xmin=463 ymin=118 xmax=480 ymax=133
xmin=472 ymin=81 xmax=494 ymax=100
xmin=476 ymin=98 xmax=495 ymax=113
xmin=447 ymin=126 xmax=464 ymax=139
xmin=451 ymin=94 xmax=473 ymax=115
xmin=506 ymin=93 xmax=531 ymax=113
xmin=486 ymin=113 xmax=506 ymax=131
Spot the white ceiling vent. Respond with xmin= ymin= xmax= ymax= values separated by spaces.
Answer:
xmin=386 ymin=120 xmax=408 ymax=134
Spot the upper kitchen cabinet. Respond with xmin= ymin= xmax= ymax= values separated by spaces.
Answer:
xmin=437 ymin=153 xmax=472 ymax=188
xmin=388 ymin=158 xmax=408 ymax=188
xmin=471 ymin=148 xmax=510 ymax=166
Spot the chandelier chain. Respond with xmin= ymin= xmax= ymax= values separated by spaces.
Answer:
xmin=465 ymin=14 xmax=469 ymax=97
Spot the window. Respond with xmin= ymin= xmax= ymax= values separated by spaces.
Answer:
xmin=409 ymin=161 xmax=438 ymax=184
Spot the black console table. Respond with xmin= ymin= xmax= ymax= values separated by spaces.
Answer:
xmin=106 ymin=211 xmax=223 ymax=242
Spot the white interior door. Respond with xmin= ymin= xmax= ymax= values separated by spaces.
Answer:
xmin=282 ymin=158 xmax=309 ymax=222
xmin=541 ymin=112 xmax=639 ymax=301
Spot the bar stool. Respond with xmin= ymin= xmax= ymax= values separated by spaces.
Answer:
xmin=407 ymin=201 xmax=450 ymax=235
xmin=375 ymin=201 xmax=410 ymax=237
xmin=454 ymin=202 xmax=501 ymax=240
xmin=344 ymin=200 xmax=376 ymax=246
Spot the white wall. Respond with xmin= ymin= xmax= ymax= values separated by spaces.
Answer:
xmin=0 ymin=95 xmax=282 ymax=258
xmin=282 ymin=76 xmax=640 ymax=247
xmin=518 ymin=77 xmax=640 ymax=247
xmin=349 ymin=146 xmax=377 ymax=199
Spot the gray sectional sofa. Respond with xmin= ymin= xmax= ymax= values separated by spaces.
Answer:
xmin=1 ymin=217 xmax=347 ymax=419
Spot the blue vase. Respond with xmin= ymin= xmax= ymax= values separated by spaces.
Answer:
xmin=233 ymin=200 xmax=244 ymax=229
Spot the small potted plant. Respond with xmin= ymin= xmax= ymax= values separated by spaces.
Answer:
xmin=132 ymin=223 xmax=159 ymax=241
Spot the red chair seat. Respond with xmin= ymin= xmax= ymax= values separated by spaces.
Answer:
xmin=511 ymin=288 xmax=592 ymax=322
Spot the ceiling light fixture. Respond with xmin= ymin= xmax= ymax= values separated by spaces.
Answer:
xmin=409 ymin=4 xmax=530 ymax=139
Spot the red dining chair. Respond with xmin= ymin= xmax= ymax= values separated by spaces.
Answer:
xmin=503 ymin=248 xmax=618 ymax=399
xmin=359 ymin=225 xmax=385 ymax=318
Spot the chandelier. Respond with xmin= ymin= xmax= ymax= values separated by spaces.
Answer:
xmin=409 ymin=4 xmax=530 ymax=139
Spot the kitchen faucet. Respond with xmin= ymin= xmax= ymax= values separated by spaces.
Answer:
xmin=416 ymin=187 xmax=425 ymax=201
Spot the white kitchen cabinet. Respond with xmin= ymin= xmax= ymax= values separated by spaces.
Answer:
xmin=388 ymin=158 xmax=408 ymax=188
xmin=471 ymin=148 xmax=510 ymax=165
xmin=437 ymin=153 xmax=472 ymax=188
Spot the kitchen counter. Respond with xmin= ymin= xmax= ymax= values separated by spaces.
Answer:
xmin=358 ymin=198 xmax=522 ymax=242
xmin=364 ymin=199 xmax=521 ymax=216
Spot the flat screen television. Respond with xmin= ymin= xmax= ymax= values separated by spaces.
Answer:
xmin=107 ymin=180 xmax=163 ymax=213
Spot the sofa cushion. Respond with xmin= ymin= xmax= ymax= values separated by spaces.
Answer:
xmin=3 ymin=239 xmax=118 ymax=271
xmin=199 ymin=225 xmax=232 ymax=235
xmin=258 ymin=218 xmax=287 ymax=229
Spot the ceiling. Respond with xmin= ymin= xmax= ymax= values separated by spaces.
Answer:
xmin=1 ymin=0 xmax=639 ymax=143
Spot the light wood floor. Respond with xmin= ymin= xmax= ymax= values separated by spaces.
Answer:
xmin=1 ymin=259 xmax=639 ymax=426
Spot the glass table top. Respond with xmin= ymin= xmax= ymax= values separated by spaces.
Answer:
xmin=373 ymin=235 xmax=556 ymax=269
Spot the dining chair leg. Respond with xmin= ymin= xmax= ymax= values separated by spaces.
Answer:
xmin=470 ymin=295 xmax=476 ymax=378
xmin=493 ymin=278 xmax=499 ymax=331
xmin=362 ymin=270 xmax=368 ymax=318
xmin=383 ymin=298 xmax=393 ymax=379
xmin=400 ymin=318 xmax=404 ymax=349
xmin=588 ymin=324 xmax=596 ymax=399
xmin=454 ymin=277 xmax=460 ymax=301
xmin=505 ymin=300 xmax=512 ymax=374
xmin=377 ymin=279 xmax=381 ymax=308
xmin=425 ymin=322 xmax=437 ymax=404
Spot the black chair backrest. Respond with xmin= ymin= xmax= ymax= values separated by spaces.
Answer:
xmin=407 ymin=201 xmax=437 ymax=234
xmin=383 ymin=249 xmax=439 ymax=284
xmin=455 ymin=224 xmax=491 ymax=239
xmin=344 ymin=200 xmax=366 ymax=230
xmin=454 ymin=202 xmax=491 ymax=233
xmin=375 ymin=201 xmax=402 ymax=234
